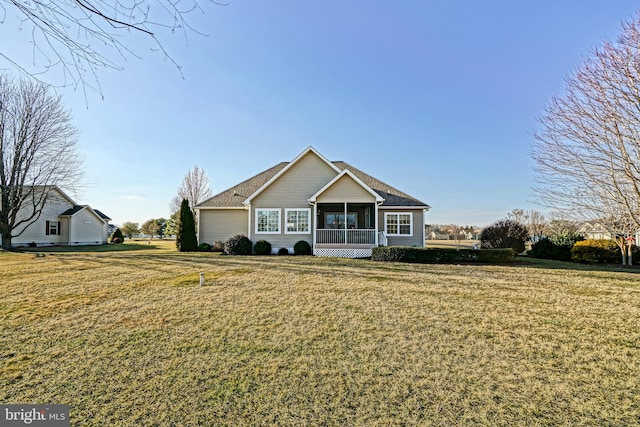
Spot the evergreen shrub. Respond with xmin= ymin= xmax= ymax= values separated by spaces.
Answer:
xmin=571 ymin=239 xmax=621 ymax=264
xmin=198 ymin=243 xmax=212 ymax=252
xmin=109 ymin=228 xmax=124 ymax=244
xmin=294 ymin=240 xmax=312 ymax=255
xmin=479 ymin=219 xmax=528 ymax=254
xmin=371 ymin=247 xmax=514 ymax=264
xmin=254 ymin=240 xmax=272 ymax=255
xmin=224 ymin=235 xmax=252 ymax=255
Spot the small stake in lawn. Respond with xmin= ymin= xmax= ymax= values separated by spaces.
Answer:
xmin=199 ymin=272 xmax=204 ymax=287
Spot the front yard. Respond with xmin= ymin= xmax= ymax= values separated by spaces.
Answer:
xmin=1 ymin=241 xmax=639 ymax=425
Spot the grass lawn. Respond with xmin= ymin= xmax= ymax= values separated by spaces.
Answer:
xmin=1 ymin=241 xmax=639 ymax=425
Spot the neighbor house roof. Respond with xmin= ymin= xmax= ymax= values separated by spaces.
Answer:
xmin=93 ymin=209 xmax=112 ymax=221
xmin=196 ymin=157 xmax=429 ymax=209
xmin=59 ymin=205 xmax=111 ymax=222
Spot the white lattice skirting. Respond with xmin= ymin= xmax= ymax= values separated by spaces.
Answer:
xmin=313 ymin=248 xmax=373 ymax=258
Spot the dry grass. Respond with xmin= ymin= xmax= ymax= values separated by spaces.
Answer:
xmin=1 ymin=241 xmax=639 ymax=425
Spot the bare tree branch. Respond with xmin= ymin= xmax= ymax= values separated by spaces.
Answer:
xmin=170 ymin=164 xmax=211 ymax=215
xmin=532 ymin=13 xmax=640 ymax=242
xmin=0 ymin=73 xmax=83 ymax=249
xmin=0 ymin=1 xmax=226 ymax=98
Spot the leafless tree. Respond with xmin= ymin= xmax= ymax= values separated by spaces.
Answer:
xmin=0 ymin=74 xmax=82 ymax=250
xmin=507 ymin=208 xmax=547 ymax=242
xmin=507 ymin=208 xmax=527 ymax=225
xmin=532 ymin=14 xmax=640 ymax=238
xmin=170 ymin=165 xmax=211 ymax=215
xmin=569 ymin=190 xmax=636 ymax=265
xmin=0 ymin=0 xmax=225 ymax=96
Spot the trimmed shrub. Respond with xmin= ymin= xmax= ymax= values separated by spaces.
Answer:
xmin=212 ymin=241 xmax=225 ymax=252
xmin=371 ymin=247 xmax=515 ymax=264
xmin=479 ymin=219 xmax=528 ymax=254
xmin=109 ymin=228 xmax=124 ymax=244
xmin=294 ymin=240 xmax=312 ymax=255
xmin=571 ymin=239 xmax=620 ymax=264
xmin=224 ymin=235 xmax=253 ymax=255
xmin=278 ymin=247 xmax=289 ymax=255
xmin=530 ymin=232 xmax=584 ymax=261
xmin=198 ymin=243 xmax=212 ymax=252
xmin=254 ymin=240 xmax=272 ymax=255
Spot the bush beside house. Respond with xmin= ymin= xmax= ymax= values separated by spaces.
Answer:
xmin=254 ymin=240 xmax=272 ymax=255
xmin=372 ymin=247 xmax=515 ymax=264
xmin=109 ymin=228 xmax=124 ymax=244
xmin=224 ymin=235 xmax=253 ymax=255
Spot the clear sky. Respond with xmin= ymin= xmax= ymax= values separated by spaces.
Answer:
xmin=2 ymin=1 xmax=640 ymax=227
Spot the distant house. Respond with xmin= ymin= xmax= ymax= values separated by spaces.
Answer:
xmin=578 ymin=222 xmax=612 ymax=240
xmin=2 ymin=186 xmax=111 ymax=248
xmin=195 ymin=147 xmax=430 ymax=258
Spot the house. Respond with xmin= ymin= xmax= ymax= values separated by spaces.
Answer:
xmin=195 ymin=147 xmax=430 ymax=258
xmin=2 ymin=186 xmax=111 ymax=248
xmin=578 ymin=222 xmax=612 ymax=240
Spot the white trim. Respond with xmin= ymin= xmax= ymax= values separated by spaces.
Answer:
xmin=309 ymin=169 xmax=384 ymax=203
xmin=244 ymin=146 xmax=341 ymax=204
xmin=195 ymin=206 xmax=248 ymax=210
xmin=285 ymin=208 xmax=311 ymax=234
xmin=384 ymin=212 xmax=414 ymax=237
xmin=379 ymin=206 xmax=428 ymax=210
xmin=255 ymin=208 xmax=281 ymax=234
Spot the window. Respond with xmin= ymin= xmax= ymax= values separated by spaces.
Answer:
xmin=285 ymin=209 xmax=310 ymax=234
xmin=46 ymin=220 xmax=61 ymax=236
xmin=325 ymin=212 xmax=357 ymax=229
xmin=256 ymin=209 xmax=280 ymax=233
xmin=385 ymin=212 xmax=413 ymax=236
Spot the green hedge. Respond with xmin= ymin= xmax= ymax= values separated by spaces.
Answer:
xmin=371 ymin=247 xmax=515 ymax=264
xmin=570 ymin=239 xmax=640 ymax=264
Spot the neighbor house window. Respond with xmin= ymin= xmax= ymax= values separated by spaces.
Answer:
xmin=385 ymin=212 xmax=412 ymax=236
xmin=256 ymin=209 xmax=280 ymax=233
xmin=285 ymin=209 xmax=310 ymax=234
xmin=46 ymin=220 xmax=61 ymax=236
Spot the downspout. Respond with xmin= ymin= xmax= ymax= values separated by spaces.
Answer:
xmin=245 ymin=203 xmax=251 ymax=238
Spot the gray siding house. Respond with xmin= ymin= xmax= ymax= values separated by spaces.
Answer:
xmin=195 ymin=147 xmax=430 ymax=258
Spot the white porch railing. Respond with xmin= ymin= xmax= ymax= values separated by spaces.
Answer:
xmin=316 ymin=229 xmax=376 ymax=245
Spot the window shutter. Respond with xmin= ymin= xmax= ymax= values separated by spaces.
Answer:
xmin=57 ymin=221 xmax=62 ymax=235
xmin=46 ymin=221 xmax=50 ymax=236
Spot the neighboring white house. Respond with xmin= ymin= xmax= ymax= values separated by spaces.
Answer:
xmin=195 ymin=146 xmax=430 ymax=258
xmin=2 ymin=186 xmax=111 ymax=248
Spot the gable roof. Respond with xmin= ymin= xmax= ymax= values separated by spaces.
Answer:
xmin=196 ymin=149 xmax=429 ymax=209
xmin=59 ymin=205 xmax=110 ymax=223
xmin=309 ymin=169 xmax=385 ymax=203
xmin=243 ymin=146 xmax=341 ymax=204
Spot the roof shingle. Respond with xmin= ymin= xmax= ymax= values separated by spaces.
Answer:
xmin=196 ymin=160 xmax=428 ymax=208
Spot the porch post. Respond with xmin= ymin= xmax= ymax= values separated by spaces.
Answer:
xmin=374 ymin=202 xmax=379 ymax=246
xmin=344 ymin=202 xmax=348 ymax=244
xmin=312 ymin=202 xmax=317 ymax=249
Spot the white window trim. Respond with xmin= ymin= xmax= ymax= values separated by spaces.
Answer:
xmin=384 ymin=212 xmax=413 ymax=236
xmin=285 ymin=208 xmax=311 ymax=234
xmin=255 ymin=208 xmax=281 ymax=234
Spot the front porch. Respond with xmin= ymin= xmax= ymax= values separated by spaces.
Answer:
xmin=312 ymin=202 xmax=386 ymax=257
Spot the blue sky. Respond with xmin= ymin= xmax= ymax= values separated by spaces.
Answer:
xmin=3 ymin=1 xmax=639 ymax=227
